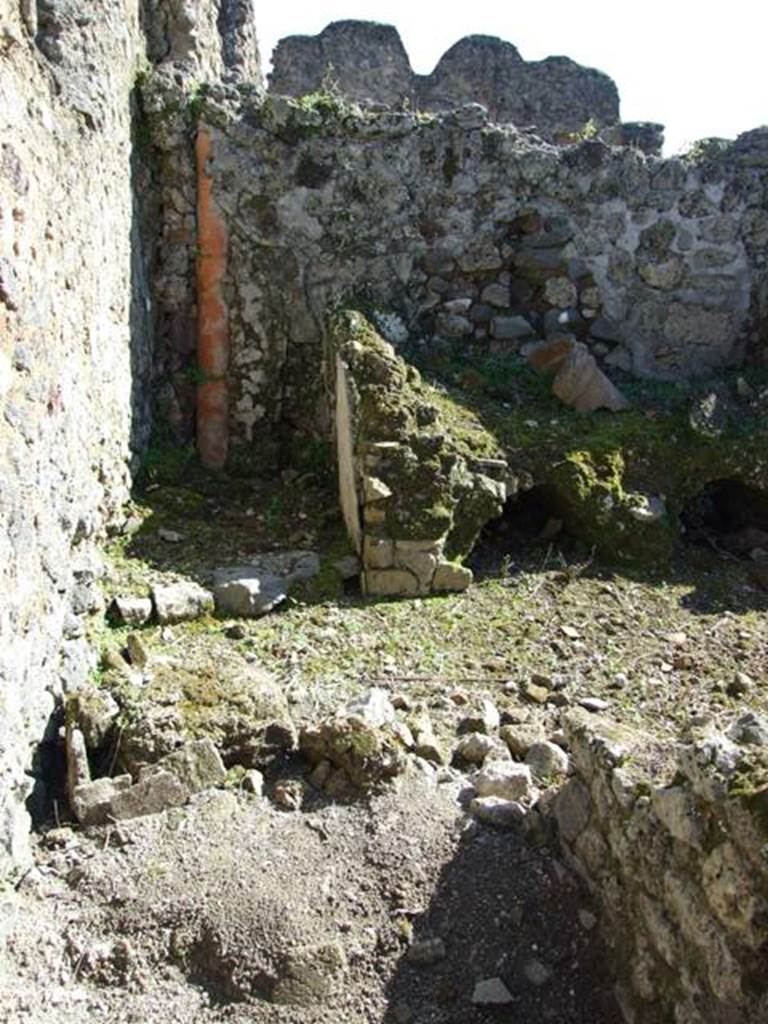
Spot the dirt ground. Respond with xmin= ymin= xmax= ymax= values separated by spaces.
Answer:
xmin=1 ymin=768 xmax=619 ymax=1023
xmin=3 ymin=444 xmax=766 ymax=1023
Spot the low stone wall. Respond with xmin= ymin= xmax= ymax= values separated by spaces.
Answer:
xmin=555 ymin=710 xmax=768 ymax=1022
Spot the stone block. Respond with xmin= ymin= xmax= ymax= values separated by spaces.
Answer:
xmin=472 ymin=762 xmax=536 ymax=801
xmin=432 ymin=563 xmax=472 ymax=592
xmin=490 ymin=315 xmax=535 ymax=340
xmin=554 ymin=777 xmax=592 ymax=841
xmin=393 ymin=543 xmax=437 ymax=584
xmin=109 ymin=770 xmax=189 ymax=821
xmin=72 ymin=775 xmax=132 ymax=826
xmin=363 ymin=476 xmax=392 ymax=502
xmin=155 ymin=738 xmax=226 ymax=793
xmin=480 ymin=283 xmax=509 ymax=307
xmin=110 ymin=595 xmax=153 ymax=626
xmin=212 ymin=570 xmax=287 ymax=618
xmin=470 ymin=796 xmax=526 ymax=828
xmin=363 ymin=537 xmax=394 ymax=569
xmin=152 ymin=581 xmax=214 ymax=624
xmin=363 ymin=569 xmax=419 ymax=597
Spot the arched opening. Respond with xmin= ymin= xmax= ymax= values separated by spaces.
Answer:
xmin=681 ymin=479 xmax=768 ymax=557
xmin=469 ymin=484 xmax=566 ymax=574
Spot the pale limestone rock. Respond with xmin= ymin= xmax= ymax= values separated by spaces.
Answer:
xmin=109 ymin=771 xmax=189 ymax=821
xmin=472 ymin=762 xmax=536 ymax=801
xmin=364 ymin=569 xmax=419 ymax=596
xmin=525 ymin=741 xmax=570 ymax=782
xmin=110 ymin=595 xmax=153 ymax=626
xmin=363 ymin=536 xmax=394 ymax=569
xmin=152 ymin=581 xmax=214 ymax=624
xmin=432 ymin=563 xmax=472 ymax=592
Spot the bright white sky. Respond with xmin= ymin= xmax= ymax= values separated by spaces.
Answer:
xmin=254 ymin=0 xmax=767 ymax=155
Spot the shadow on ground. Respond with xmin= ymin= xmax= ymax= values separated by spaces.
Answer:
xmin=380 ymin=819 xmax=621 ymax=1024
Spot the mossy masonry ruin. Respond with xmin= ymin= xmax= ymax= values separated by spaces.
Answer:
xmin=2 ymin=5 xmax=768 ymax=1023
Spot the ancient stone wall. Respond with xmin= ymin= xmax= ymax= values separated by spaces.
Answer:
xmin=268 ymin=21 xmax=621 ymax=143
xmin=169 ymin=89 xmax=766 ymax=472
xmin=0 ymin=0 xmax=261 ymax=872
xmin=555 ymin=709 xmax=768 ymax=1023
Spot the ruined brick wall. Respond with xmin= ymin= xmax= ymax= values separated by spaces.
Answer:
xmin=268 ymin=20 xmax=620 ymax=143
xmin=169 ymin=90 xmax=766 ymax=472
xmin=554 ymin=710 xmax=768 ymax=1023
xmin=0 ymin=0 xmax=261 ymax=872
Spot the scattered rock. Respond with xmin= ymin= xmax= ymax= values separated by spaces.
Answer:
xmin=158 ymin=528 xmax=184 ymax=543
xmin=273 ymin=779 xmax=305 ymax=810
xmin=525 ymin=741 xmax=570 ymax=782
xmin=627 ymin=494 xmax=666 ymax=523
xmin=726 ymin=711 xmax=768 ymax=747
xmin=727 ymin=671 xmax=753 ymax=697
xmin=453 ymin=732 xmax=501 ymax=766
xmin=521 ymin=680 xmax=551 ymax=705
xmin=153 ymin=738 xmax=226 ymax=793
xmin=300 ymin=702 xmax=406 ymax=792
xmin=71 ymin=775 xmax=132 ymax=826
xmin=346 ymin=688 xmax=396 ymax=728
xmin=550 ymin=341 xmax=629 ymax=413
xmin=470 ymin=796 xmax=526 ymax=828
xmin=211 ymin=552 xmax=319 ymax=614
xmin=109 ymin=770 xmax=189 ymax=821
xmin=406 ymin=937 xmax=446 ymax=965
xmin=689 ymin=391 xmax=730 ymax=437
xmin=212 ymin=568 xmax=289 ymax=618
xmin=458 ymin=698 xmax=500 ymax=734
xmin=579 ymin=909 xmax=597 ymax=930
xmin=242 ymin=769 xmax=265 ymax=795
xmin=410 ymin=714 xmax=447 ymax=765
xmin=500 ymin=723 xmax=544 ymax=759
xmin=472 ymin=976 xmax=513 ymax=1005
xmin=578 ymin=697 xmax=610 ymax=712
xmin=109 ymin=595 xmax=152 ymax=626
xmin=524 ymin=958 xmax=553 ymax=986
xmin=152 ymin=581 xmax=214 ymax=624
xmin=472 ymin=762 xmax=536 ymax=801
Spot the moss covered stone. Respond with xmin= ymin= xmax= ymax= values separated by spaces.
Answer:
xmin=328 ymin=309 xmax=506 ymax=564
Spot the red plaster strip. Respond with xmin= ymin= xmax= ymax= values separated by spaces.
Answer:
xmin=195 ymin=129 xmax=229 ymax=470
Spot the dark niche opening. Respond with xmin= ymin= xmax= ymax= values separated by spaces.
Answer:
xmin=681 ymin=479 xmax=768 ymax=558
xmin=468 ymin=484 xmax=566 ymax=575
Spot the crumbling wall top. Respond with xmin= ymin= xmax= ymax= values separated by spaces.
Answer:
xmin=268 ymin=19 xmax=621 ymax=141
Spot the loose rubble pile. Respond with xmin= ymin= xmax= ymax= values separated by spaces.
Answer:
xmin=60 ymin=646 xmax=768 ymax=1021
xmin=109 ymin=550 xmax=321 ymax=626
